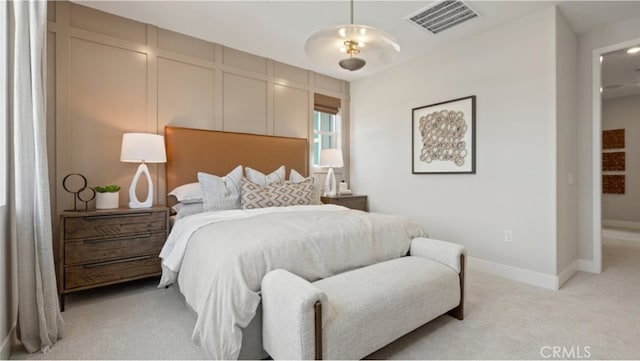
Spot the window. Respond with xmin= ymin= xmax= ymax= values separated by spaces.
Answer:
xmin=313 ymin=94 xmax=341 ymax=166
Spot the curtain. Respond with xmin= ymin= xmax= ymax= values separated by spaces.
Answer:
xmin=11 ymin=0 xmax=64 ymax=353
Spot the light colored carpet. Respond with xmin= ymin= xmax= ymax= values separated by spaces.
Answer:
xmin=11 ymin=235 xmax=640 ymax=360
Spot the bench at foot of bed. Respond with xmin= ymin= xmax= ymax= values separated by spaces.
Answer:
xmin=261 ymin=237 xmax=466 ymax=360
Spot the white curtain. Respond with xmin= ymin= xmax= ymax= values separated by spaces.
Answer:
xmin=11 ymin=0 xmax=64 ymax=353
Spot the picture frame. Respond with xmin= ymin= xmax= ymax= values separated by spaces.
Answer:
xmin=412 ymin=95 xmax=476 ymax=174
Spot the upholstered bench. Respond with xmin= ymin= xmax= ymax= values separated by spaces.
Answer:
xmin=261 ymin=237 xmax=466 ymax=360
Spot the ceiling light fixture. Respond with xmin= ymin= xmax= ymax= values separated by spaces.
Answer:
xmin=305 ymin=0 xmax=400 ymax=72
xmin=627 ymin=47 xmax=640 ymax=54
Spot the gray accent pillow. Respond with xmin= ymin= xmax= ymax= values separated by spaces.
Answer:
xmin=198 ymin=165 xmax=243 ymax=212
xmin=245 ymin=165 xmax=285 ymax=185
xmin=290 ymin=169 xmax=321 ymax=205
xmin=241 ymin=177 xmax=314 ymax=209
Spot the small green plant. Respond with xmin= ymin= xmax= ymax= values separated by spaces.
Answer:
xmin=94 ymin=185 xmax=121 ymax=193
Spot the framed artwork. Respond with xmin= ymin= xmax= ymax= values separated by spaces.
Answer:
xmin=412 ymin=95 xmax=476 ymax=174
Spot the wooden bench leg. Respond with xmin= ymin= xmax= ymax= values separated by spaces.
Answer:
xmin=314 ymin=301 xmax=323 ymax=360
xmin=447 ymin=254 xmax=465 ymax=321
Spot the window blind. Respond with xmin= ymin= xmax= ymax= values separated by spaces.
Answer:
xmin=314 ymin=93 xmax=341 ymax=115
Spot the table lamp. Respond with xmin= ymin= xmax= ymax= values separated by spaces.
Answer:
xmin=319 ymin=148 xmax=344 ymax=197
xmin=120 ymin=133 xmax=166 ymax=208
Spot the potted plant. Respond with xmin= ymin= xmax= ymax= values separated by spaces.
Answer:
xmin=94 ymin=185 xmax=121 ymax=209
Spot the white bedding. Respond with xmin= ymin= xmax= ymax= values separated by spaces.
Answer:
xmin=158 ymin=205 xmax=426 ymax=359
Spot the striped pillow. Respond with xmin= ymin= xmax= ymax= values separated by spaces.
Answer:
xmin=241 ymin=177 xmax=314 ymax=209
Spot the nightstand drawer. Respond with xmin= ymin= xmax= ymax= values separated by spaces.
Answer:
xmin=64 ymin=255 xmax=161 ymax=290
xmin=64 ymin=211 xmax=166 ymax=240
xmin=64 ymin=232 xmax=166 ymax=266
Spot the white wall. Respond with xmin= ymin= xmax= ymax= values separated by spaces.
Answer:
xmin=351 ymin=7 xmax=558 ymax=279
xmin=555 ymin=9 xmax=579 ymax=279
xmin=602 ymin=95 xmax=640 ymax=221
xmin=577 ymin=15 xmax=640 ymax=263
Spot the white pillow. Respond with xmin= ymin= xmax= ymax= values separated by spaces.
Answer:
xmin=198 ymin=165 xmax=243 ymax=212
xmin=168 ymin=182 xmax=202 ymax=203
xmin=290 ymin=169 xmax=321 ymax=205
xmin=245 ymin=165 xmax=285 ymax=186
xmin=172 ymin=202 xmax=204 ymax=220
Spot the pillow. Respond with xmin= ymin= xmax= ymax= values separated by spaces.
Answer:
xmin=198 ymin=165 xmax=243 ymax=212
xmin=290 ymin=169 xmax=321 ymax=205
xmin=172 ymin=202 xmax=204 ymax=220
xmin=168 ymin=182 xmax=202 ymax=203
xmin=245 ymin=165 xmax=285 ymax=185
xmin=241 ymin=177 xmax=314 ymax=209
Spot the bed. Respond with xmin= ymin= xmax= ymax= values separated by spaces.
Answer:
xmin=160 ymin=126 xmax=427 ymax=360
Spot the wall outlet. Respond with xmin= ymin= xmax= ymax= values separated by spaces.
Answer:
xmin=504 ymin=230 xmax=513 ymax=242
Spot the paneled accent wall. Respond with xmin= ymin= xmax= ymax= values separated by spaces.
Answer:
xmin=46 ymin=2 xmax=350 ymax=216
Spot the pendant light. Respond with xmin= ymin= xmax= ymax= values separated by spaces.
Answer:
xmin=305 ymin=0 xmax=400 ymax=72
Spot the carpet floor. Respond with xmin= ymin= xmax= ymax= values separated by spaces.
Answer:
xmin=11 ymin=235 xmax=640 ymax=360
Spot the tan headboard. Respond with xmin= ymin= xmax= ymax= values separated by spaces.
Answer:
xmin=164 ymin=126 xmax=308 ymax=201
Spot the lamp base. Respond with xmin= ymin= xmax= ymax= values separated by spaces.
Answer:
xmin=324 ymin=167 xmax=337 ymax=197
xmin=128 ymin=163 xmax=154 ymax=208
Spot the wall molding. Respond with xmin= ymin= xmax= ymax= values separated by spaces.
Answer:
xmin=603 ymin=219 xmax=640 ymax=232
xmin=578 ymin=258 xmax=600 ymax=273
xmin=557 ymin=260 xmax=578 ymax=289
xmin=602 ymin=227 xmax=640 ymax=242
xmin=0 ymin=323 xmax=16 ymax=360
xmin=468 ymin=257 xmax=559 ymax=290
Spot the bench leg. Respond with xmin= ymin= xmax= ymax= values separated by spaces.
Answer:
xmin=314 ymin=301 xmax=323 ymax=360
xmin=447 ymin=254 xmax=465 ymax=321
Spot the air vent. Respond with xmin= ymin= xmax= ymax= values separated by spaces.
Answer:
xmin=406 ymin=0 xmax=479 ymax=35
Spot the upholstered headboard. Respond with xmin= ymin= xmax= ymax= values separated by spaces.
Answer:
xmin=164 ymin=126 xmax=308 ymax=202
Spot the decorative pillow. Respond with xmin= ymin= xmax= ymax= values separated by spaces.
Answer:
xmin=198 ymin=165 xmax=243 ymax=212
xmin=290 ymin=169 xmax=321 ymax=205
xmin=168 ymin=182 xmax=202 ymax=204
xmin=172 ymin=202 xmax=204 ymax=220
xmin=245 ymin=165 xmax=285 ymax=186
xmin=241 ymin=177 xmax=314 ymax=209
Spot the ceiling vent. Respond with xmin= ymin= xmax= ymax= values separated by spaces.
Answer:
xmin=406 ymin=0 xmax=479 ymax=35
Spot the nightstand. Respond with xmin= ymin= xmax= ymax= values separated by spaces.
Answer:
xmin=321 ymin=194 xmax=368 ymax=212
xmin=57 ymin=207 xmax=169 ymax=310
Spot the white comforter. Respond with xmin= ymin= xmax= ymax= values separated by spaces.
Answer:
xmin=159 ymin=205 xmax=426 ymax=359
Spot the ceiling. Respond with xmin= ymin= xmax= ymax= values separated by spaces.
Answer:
xmin=74 ymin=1 xmax=640 ymax=82
xmin=602 ymin=46 xmax=640 ymax=99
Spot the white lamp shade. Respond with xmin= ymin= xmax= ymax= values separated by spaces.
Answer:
xmin=319 ymin=148 xmax=344 ymax=168
xmin=120 ymin=133 xmax=167 ymax=163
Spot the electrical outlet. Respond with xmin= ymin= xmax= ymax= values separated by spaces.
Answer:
xmin=504 ymin=230 xmax=512 ymax=242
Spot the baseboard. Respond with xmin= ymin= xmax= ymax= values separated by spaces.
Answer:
xmin=602 ymin=228 xmax=640 ymax=242
xmin=602 ymin=219 xmax=640 ymax=231
xmin=0 ymin=323 xmax=16 ymax=360
xmin=468 ymin=257 xmax=559 ymax=290
xmin=556 ymin=260 xmax=578 ymax=288
xmin=578 ymin=259 xmax=600 ymax=273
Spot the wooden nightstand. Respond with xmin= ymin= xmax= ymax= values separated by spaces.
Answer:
xmin=57 ymin=207 xmax=169 ymax=310
xmin=321 ymin=194 xmax=368 ymax=212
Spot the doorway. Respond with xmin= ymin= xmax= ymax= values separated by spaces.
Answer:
xmin=593 ymin=39 xmax=640 ymax=272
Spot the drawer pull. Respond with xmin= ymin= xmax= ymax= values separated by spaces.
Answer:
xmin=83 ymin=212 xmax=153 ymax=220
xmin=82 ymin=232 xmax=152 ymax=244
xmin=83 ymin=255 xmax=153 ymax=268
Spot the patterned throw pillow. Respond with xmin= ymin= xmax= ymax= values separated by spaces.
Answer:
xmin=290 ymin=169 xmax=322 ymax=205
xmin=198 ymin=165 xmax=243 ymax=212
xmin=245 ymin=165 xmax=285 ymax=186
xmin=241 ymin=177 xmax=314 ymax=209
